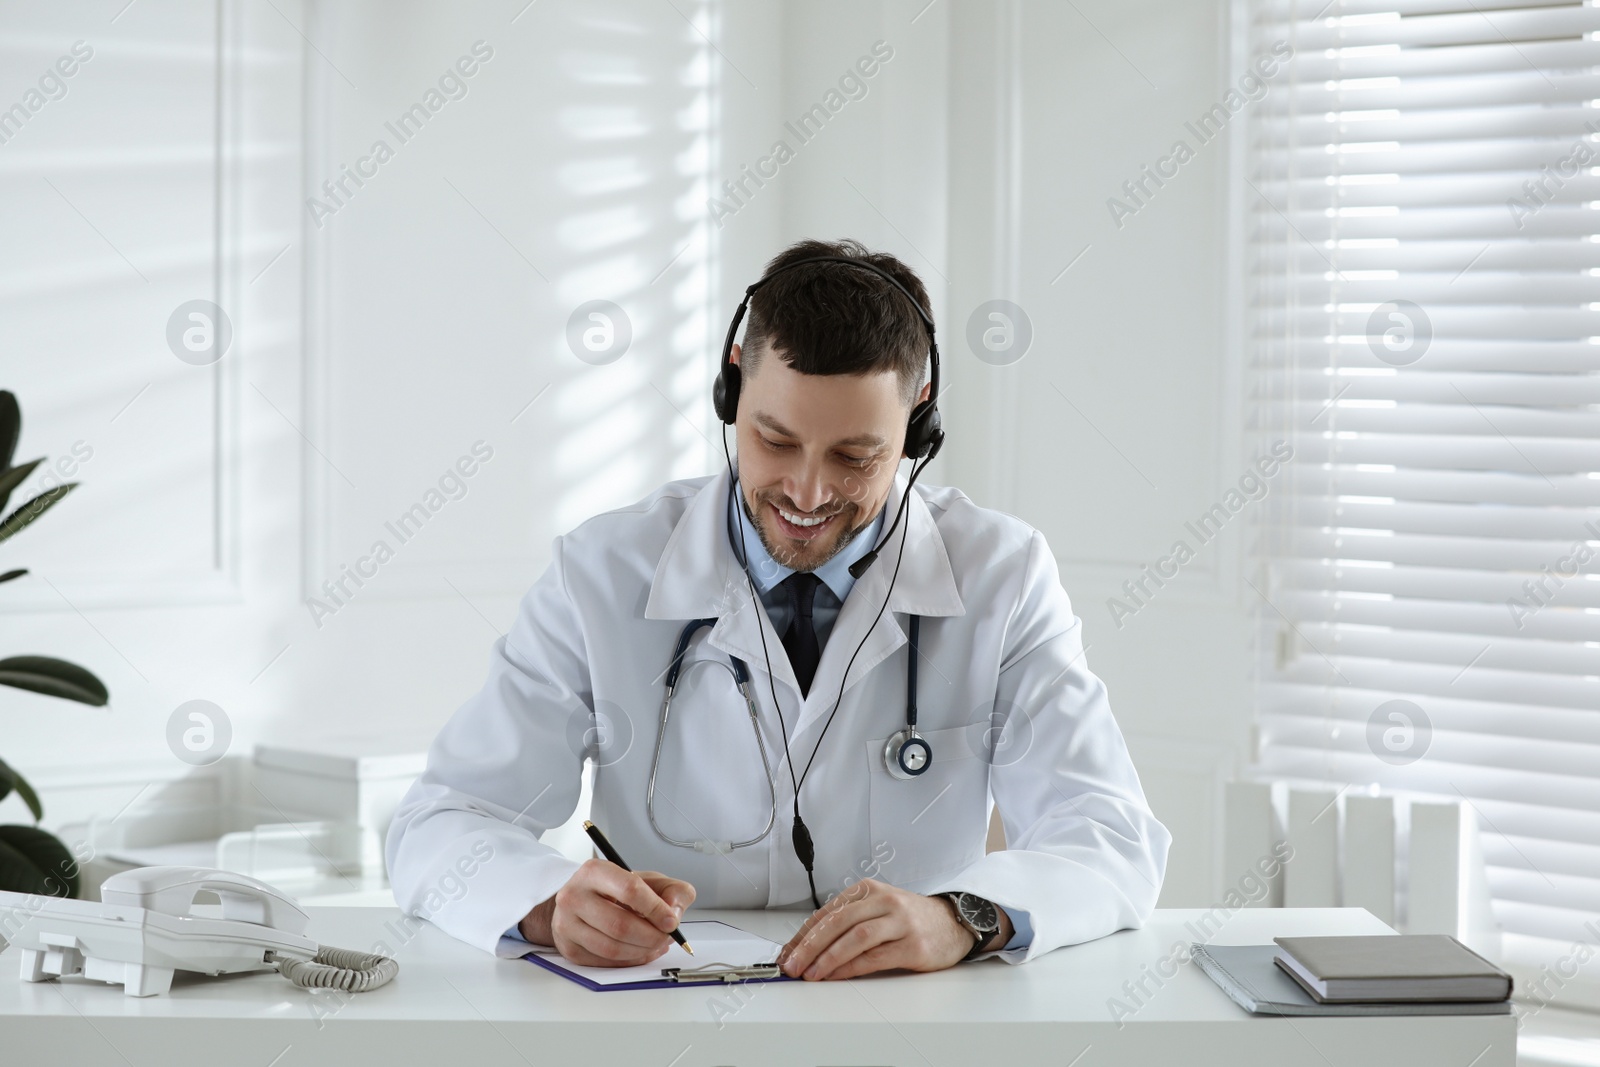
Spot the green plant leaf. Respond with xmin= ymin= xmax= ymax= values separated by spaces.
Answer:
xmin=0 ymin=760 xmax=42 ymax=820
xmin=0 ymin=456 xmax=42 ymax=516
xmin=0 ymin=568 xmax=26 ymax=585
xmin=0 ymin=391 xmax=18 ymax=474
xmin=0 ymin=759 xmax=42 ymax=821
xmin=0 ymin=656 xmax=108 ymax=706
xmin=0 ymin=824 xmax=79 ymax=897
xmin=0 ymin=483 xmax=76 ymax=546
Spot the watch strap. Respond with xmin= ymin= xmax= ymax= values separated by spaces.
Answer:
xmin=942 ymin=892 xmax=1000 ymax=960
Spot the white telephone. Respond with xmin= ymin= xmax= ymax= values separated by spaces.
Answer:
xmin=0 ymin=866 xmax=397 ymax=997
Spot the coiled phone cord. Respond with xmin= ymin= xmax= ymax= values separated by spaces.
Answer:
xmin=274 ymin=945 xmax=400 ymax=993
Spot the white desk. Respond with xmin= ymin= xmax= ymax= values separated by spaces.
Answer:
xmin=0 ymin=906 xmax=1514 ymax=1066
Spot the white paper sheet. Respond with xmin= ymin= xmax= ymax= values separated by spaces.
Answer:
xmin=524 ymin=919 xmax=784 ymax=986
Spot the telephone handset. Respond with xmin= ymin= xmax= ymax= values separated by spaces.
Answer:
xmin=0 ymin=865 xmax=398 ymax=997
xmin=101 ymin=866 xmax=312 ymax=934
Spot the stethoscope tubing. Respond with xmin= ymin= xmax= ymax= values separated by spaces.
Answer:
xmin=645 ymin=604 xmax=924 ymax=853
xmin=646 ymin=618 xmax=779 ymax=853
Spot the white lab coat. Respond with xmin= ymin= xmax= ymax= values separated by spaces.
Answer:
xmin=385 ymin=466 xmax=1171 ymax=963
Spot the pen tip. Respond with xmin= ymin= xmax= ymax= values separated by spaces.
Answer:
xmin=683 ymin=943 xmax=694 ymax=956
xmin=582 ymin=820 xmax=595 ymax=829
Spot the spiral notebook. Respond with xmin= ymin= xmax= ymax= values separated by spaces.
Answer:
xmin=520 ymin=919 xmax=799 ymax=991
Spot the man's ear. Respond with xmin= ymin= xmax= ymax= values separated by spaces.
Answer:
xmin=915 ymin=378 xmax=931 ymax=405
xmin=729 ymin=342 xmax=741 ymax=367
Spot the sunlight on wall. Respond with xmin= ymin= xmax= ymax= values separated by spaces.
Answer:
xmin=549 ymin=1 xmax=712 ymax=533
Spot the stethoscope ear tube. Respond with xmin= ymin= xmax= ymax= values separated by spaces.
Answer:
xmin=663 ymin=618 xmax=717 ymax=691
xmin=648 ymin=631 xmax=778 ymax=854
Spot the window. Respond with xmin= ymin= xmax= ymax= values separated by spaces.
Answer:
xmin=1247 ymin=0 xmax=1600 ymax=992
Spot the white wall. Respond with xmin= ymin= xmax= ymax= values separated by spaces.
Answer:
xmin=0 ymin=0 xmax=730 ymax=825
xmin=0 ymin=0 xmax=308 ymax=825
xmin=964 ymin=0 xmax=1254 ymax=908
xmin=0 ymin=0 xmax=1254 ymax=909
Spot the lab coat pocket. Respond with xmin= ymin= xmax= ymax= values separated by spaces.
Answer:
xmin=865 ymin=724 xmax=990 ymax=884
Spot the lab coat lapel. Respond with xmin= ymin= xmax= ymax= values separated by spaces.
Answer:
xmin=643 ymin=467 xmax=802 ymax=697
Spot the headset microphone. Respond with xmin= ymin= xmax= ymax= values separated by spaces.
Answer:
xmin=847 ymin=439 xmax=941 ymax=580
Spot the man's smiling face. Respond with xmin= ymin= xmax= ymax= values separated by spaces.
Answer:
xmin=730 ymin=340 xmax=926 ymax=574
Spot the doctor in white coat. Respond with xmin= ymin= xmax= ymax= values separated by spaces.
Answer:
xmin=386 ymin=239 xmax=1170 ymax=982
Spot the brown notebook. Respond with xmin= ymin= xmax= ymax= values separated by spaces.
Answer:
xmin=1272 ymin=934 xmax=1512 ymax=1003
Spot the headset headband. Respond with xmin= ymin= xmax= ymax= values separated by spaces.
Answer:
xmin=711 ymin=254 xmax=944 ymax=462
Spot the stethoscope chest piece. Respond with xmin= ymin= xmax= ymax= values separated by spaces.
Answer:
xmin=884 ymin=727 xmax=933 ymax=780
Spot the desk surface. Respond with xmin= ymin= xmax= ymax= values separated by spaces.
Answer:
xmin=1 ymin=905 xmax=1515 ymax=1067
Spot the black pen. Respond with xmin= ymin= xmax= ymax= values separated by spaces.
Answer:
xmin=583 ymin=820 xmax=694 ymax=955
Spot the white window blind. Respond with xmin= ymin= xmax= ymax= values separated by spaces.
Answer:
xmin=1248 ymin=0 xmax=1600 ymax=986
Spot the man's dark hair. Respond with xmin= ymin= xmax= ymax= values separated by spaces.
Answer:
xmin=740 ymin=238 xmax=931 ymax=408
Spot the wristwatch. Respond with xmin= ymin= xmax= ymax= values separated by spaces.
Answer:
xmin=939 ymin=892 xmax=1002 ymax=961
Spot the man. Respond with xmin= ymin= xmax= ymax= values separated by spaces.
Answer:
xmin=386 ymin=238 xmax=1170 ymax=980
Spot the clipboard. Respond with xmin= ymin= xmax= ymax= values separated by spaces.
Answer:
xmin=520 ymin=919 xmax=800 ymax=991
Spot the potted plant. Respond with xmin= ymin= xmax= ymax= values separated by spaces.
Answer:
xmin=0 ymin=389 xmax=107 ymax=897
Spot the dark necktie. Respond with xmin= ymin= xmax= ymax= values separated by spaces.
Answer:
xmin=780 ymin=572 xmax=823 ymax=698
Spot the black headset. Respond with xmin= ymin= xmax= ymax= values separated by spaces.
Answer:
xmin=713 ymin=255 xmax=944 ymax=464
xmin=713 ymin=253 xmax=945 ymax=908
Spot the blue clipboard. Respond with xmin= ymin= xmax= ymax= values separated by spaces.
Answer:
xmin=521 ymin=919 xmax=800 ymax=992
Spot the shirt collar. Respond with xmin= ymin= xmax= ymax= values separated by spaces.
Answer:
xmin=727 ymin=468 xmax=887 ymax=604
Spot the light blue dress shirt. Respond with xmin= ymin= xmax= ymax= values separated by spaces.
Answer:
xmin=505 ymin=472 xmax=1032 ymax=955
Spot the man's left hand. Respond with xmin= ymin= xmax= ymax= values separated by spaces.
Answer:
xmin=776 ymin=880 xmax=1012 ymax=981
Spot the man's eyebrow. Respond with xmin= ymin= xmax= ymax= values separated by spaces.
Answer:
xmin=753 ymin=412 xmax=887 ymax=449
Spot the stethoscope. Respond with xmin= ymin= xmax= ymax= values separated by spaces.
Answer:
xmin=642 ymin=483 xmax=932 ymax=859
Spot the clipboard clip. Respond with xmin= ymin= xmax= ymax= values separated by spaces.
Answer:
xmin=660 ymin=962 xmax=783 ymax=984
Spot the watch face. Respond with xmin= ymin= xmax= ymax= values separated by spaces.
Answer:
xmin=957 ymin=894 xmax=999 ymax=933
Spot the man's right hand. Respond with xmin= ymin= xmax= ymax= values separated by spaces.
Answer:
xmin=518 ymin=858 xmax=696 ymax=967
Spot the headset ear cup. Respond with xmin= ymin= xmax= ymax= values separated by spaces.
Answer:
xmin=713 ymin=364 xmax=741 ymax=425
xmin=904 ymin=400 xmax=940 ymax=459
